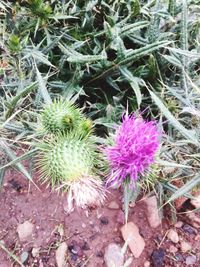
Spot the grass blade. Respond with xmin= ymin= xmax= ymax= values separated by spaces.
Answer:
xmin=5 ymin=82 xmax=37 ymax=119
xmin=149 ymin=90 xmax=199 ymax=145
xmin=164 ymin=174 xmax=200 ymax=204
xmin=35 ymin=65 xmax=52 ymax=104
xmin=0 ymin=148 xmax=38 ymax=171
xmin=117 ymin=40 xmax=170 ymax=65
xmin=120 ymin=66 xmax=142 ymax=107
xmin=0 ymin=141 xmax=34 ymax=182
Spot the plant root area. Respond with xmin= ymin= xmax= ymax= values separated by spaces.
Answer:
xmin=0 ymin=168 xmax=200 ymax=266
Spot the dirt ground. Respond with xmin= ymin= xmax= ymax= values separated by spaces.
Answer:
xmin=0 ymin=168 xmax=200 ymax=267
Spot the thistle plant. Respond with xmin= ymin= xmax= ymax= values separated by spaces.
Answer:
xmin=105 ymin=112 xmax=160 ymax=221
xmin=37 ymin=135 xmax=105 ymax=212
xmin=36 ymin=99 xmax=105 ymax=212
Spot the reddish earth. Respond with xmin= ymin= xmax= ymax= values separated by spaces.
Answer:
xmin=0 ymin=168 xmax=200 ymax=266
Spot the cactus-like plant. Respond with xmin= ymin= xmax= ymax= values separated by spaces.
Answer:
xmin=37 ymin=134 xmax=105 ymax=211
xmin=40 ymin=100 xmax=93 ymax=138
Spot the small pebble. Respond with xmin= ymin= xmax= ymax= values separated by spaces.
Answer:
xmin=17 ymin=221 xmax=34 ymax=242
xmin=180 ymin=241 xmax=192 ymax=253
xmin=167 ymin=229 xmax=179 ymax=243
xmin=169 ymin=245 xmax=178 ymax=253
xmin=100 ymin=216 xmax=109 ymax=225
xmin=144 ymin=196 xmax=161 ymax=228
xmin=182 ymin=224 xmax=197 ymax=235
xmin=96 ymin=251 xmax=104 ymax=257
xmin=129 ymin=202 xmax=135 ymax=208
xmin=104 ymin=243 xmax=124 ymax=267
xmin=121 ymin=222 xmax=145 ymax=258
xmin=151 ymin=248 xmax=165 ymax=267
xmin=82 ymin=223 xmax=86 ymax=228
xmin=175 ymin=221 xmax=183 ymax=228
xmin=32 ymin=247 xmax=40 ymax=258
xmin=144 ymin=261 xmax=150 ymax=267
xmin=20 ymin=252 xmax=29 ymax=264
xmin=185 ymin=255 xmax=197 ymax=265
xmin=71 ymin=254 xmax=78 ymax=261
xmin=108 ymin=201 xmax=119 ymax=210
xmin=55 ymin=242 xmax=67 ymax=267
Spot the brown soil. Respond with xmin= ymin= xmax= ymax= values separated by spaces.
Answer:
xmin=0 ymin=168 xmax=200 ymax=267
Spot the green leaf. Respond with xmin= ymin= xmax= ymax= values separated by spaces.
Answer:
xmin=23 ymin=50 xmax=54 ymax=67
xmin=35 ymin=65 xmax=52 ymax=104
xmin=67 ymin=53 xmax=107 ymax=63
xmin=149 ymin=90 xmax=199 ymax=145
xmin=118 ymin=40 xmax=170 ymax=65
xmin=0 ymin=141 xmax=33 ymax=181
xmin=120 ymin=21 xmax=149 ymax=37
xmin=120 ymin=66 xmax=142 ymax=107
xmin=164 ymin=174 xmax=200 ymax=204
xmin=162 ymin=55 xmax=182 ymax=68
xmin=0 ymin=148 xmax=38 ymax=171
xmin=49 ymin=15 xmax=78 ymax=20
xmin=166 ymin=47 xmax=200 ymax=59
xmin=157 ymin=159 xmax=193 ymax=169
xmin=5 ymin=82 xmax=37 ymax=119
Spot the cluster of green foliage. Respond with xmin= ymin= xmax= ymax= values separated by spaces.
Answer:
xmin=0 ymin=0 xmax=200 ymax=211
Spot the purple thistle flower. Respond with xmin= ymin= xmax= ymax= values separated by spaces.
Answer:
xmin=105 ymin=113 xmax=160 ymax=186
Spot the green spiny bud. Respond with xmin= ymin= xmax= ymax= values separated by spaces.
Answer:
xmin=38 ymin=135 xmax=95 ymax=183
xmin=37 ymin=134 xmax=105 ymax=211
xmin=41 ymin=100 xmax=84 ymax=135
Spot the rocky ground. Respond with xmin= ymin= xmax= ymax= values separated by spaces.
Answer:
xmin=0 ymin=168 xmax=200 ymax=266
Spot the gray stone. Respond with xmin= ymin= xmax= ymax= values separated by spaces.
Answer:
xmin=167 ymin=229 xmax=179 ymax=243
xmin=104 ymin=243 xmax=124 ymax=267
xmin=121 ymin=222 xmax=145 ymax=258
xmin=144 ymin=196 xmax=161 ymax=228
xmin=108 ymin=201 xmax=119 ymax=210
xmin=144 ymin=261 xmax=150 ymax=267
xmin=180 ymin=241 xmax=192 ymax=253
xmin=55 ymin=242 xmax=67 ymax=267
xmin=32 ymin=247 xmax=40 ymax=258
xmin=185 ymin=255 xmax=196 ymax=265
xmin=151 ymin=248 xmax=165 ymax=267
xmin=174 ymin=221 xmax=183 ymax=228
xmin=182 ymin=224 xmax=197 ymax=235
xmin=169 ymin=245 xmax=178 ymax=253
xmin=17 ymin=221 xmax=34 ymax=242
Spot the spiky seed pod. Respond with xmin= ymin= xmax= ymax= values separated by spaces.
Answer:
xmin=37 ymin=135 xmax=105 ymax=211
xmin=41 ymin=100 xmax=84 ymax=135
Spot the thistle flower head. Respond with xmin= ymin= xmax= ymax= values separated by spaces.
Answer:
xmin=105 ymin=113 xmax=160 ymax=186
